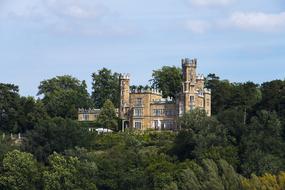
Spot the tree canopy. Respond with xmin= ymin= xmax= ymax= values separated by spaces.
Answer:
xmin=38 ymin=75 xmax=92 ymax=119
xmin=150 ymin=66 xmax=182 ymax=99
xmin=92 ymin=68 xmax=120 ymax=108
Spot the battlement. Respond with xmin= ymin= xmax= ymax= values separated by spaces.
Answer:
xmin=182 ymin=58 xmax=197 ymax=68
xmin=151 ymin=97 xmax=174 ymax=104
xmin=130 ymin=88 xmax=162 ymax=95
xmin=197 ymin=74 xmax=205 ymax=80
xmin=78 ymin=108 xmax=101 ymax=114
xmin=204 ymin=88 xmax=211 ymax=94
xmin=119 ymin=73 xmax=130 ymax=80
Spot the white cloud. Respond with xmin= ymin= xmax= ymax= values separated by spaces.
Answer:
xmin=185 ymin=20 xmax=211 ymax=33
xmin=228 ymin=12 xmax=285 ymax=32
xmin=0 ymin=0 xmax=108 ymax=20
xmin=0 ymin=0 xmax=135 ymax=36
xmin=189 ymin=0 xmax=235 ymax=6
xmin=44 ymin=0 xmax=109 ymax=19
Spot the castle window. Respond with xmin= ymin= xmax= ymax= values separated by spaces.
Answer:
xmin=162 ymin=120 xmax=175 ymax=130
xmin=83 ymin=114 xmax=89 ymax=121
xmin=134 ymin=108 xmax=143 ymax=116
xmin=136 ymin=98 xmax=143 ymax=106
xmin=153 ymin=109 xmax=164 ymax=116
xmin=165 ymin=110 xmax=176 ymax=116
xmin=153 ymin=120 xmax=159 ymax=130
xmin=134 ymin=121 xmax=142 ymax=129
xmin=190 ymin=96 xmax=195 ymax=111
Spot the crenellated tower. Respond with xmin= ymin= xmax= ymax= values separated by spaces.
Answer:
xmin=182 ymin=58 xmax=197 ymax=113
xmin=119 ymin=74 xmax=130 ymax=119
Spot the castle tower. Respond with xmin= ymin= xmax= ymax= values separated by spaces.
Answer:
xmin=182 ymin=58 xmax=197 ymax=112
xmin=204 ymin=89 xmax=211 ymax=116
xmin=182 ymin=58 xmax=197 ymax=83
xmin=196 ymin=74 xmax=205 ymax=90
xmin=119 ymin=74 xmax=130 ymax=119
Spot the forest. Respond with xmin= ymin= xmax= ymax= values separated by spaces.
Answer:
xmin=0 ymin=66 xmax=285 ymax=190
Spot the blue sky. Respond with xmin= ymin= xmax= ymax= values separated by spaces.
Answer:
xmin=0 ymin=0 xmax=285 ymax=96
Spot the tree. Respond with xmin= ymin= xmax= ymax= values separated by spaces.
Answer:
xmin=38 ymin=75 xmax=92 ymax=119
xmin=231 ymin=82 xmax=261 ymax=124
xmin=23 ymin=117 xmax=92 ymax=162
xmin=217 ymin=160 xmax=243 ymax=190
xmin=242 ymin=172 xmax=285 ymax=190
xmin=175 ymin=159 xmax=242 ymax=190
xmin=43 ymin=152 xmax=97 ymax=190
xmin=217 ymin=108 xmax=245 ymax=146
xmin=172 ymin=110 xmax=238 ymax=167
xmin=205 ymin=75 xmax=233 ymax=115
xmin=150 ymin=66 xmax=182 ymax=99
xmin=0 ymin=83 xmax=21 ymax=133
xmin=0 ymin=137 xmax=18 ymax=162
xmin=205 ymin=75 xmax=261 ymax=118
xmin=92 ymin=68 xmax=120 ymax=108
xmin=17 ymin=97 xmax=49 ymax=133
xmin=240 ymin=110 xmax=285 ymax=176
xmin=130 ymin=85 xmax=151 ymax=91
xmin=258 ymin=80 xmax=285 ymax=121
xmin=175 ymin=168 xmax=201 ymax=190
xmin=97 ymin=99 xmax=118 ymax=131
xmin=0 ymin=150 xmax=40 ymax=190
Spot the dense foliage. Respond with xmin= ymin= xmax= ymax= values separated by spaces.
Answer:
xmin=92 ymin=68 xmax=120 ymax=108
xmin=0 ymin=67 xmax=285 ymax=189
xmin=150 ymin=66 xmax=182 ymax=99
xmin=38 ymin=75 xmax=92 ymax=119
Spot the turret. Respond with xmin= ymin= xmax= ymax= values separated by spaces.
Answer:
xmin=196 ymin=74 xmax=205 ymax=90
xmin=119 ymin=74 xmax=130 ymax=118
xmin=204 ymin=88 xmax=211 ymax=116
xmin=182 ymin=58 xmax=197 ymax=82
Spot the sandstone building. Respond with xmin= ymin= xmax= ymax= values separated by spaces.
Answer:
xmin=119 ymin=58 xmax=211 ymax=130
xmin=78 ymin=58 xmax=211 ymax=130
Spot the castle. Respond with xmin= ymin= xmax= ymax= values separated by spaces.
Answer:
xmin=119 ymin=58 xmax=211 ymax=130
xmin=78 ymin=58 xmax=211 ymax=131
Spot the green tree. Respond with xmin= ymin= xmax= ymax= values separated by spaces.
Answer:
xmin=17 ymin=97 xmax=49 ymax=132
xmin=175 ymin=159 xmax=242 ymax=190
xmin=231 ymin=82 xmax=261 ymax=124
xmin=217 ymin=160 xmax=242 ymax=190
xmin=0 ymin=137 xmax=18 ymax=162
xmin=23 ymin=117 xmax=92 ymax=162
xmin=150 ymin=66 xmax=182 ymax=99
xmin=201 ymin=159 xmax=224 ymax=190
xmin=43 ymin=152 xmax=97 ymax=190
xmin=175 ymin=168 xmax=201 ymax=190
xmin=172 ymin=110 xmax=238 ymax=167
xmin=240 ymin=110 xmax=285 ymax=176
xmin=205 ymin=75 xmax=261 ymax=118
xmin=0 ymin=150 xmax=40 ymax=190
xmin=130 ymin=85 xmax=151 ymax=91
xmin=38 ymin=75 xmax=92 ymax=119
xmin=0 ymin=83 xmax=21 ymax=133
xmin=258 ymin=80 xmax=285 ymax=121
xmin=205 ymin=74 xmax=233 ymax=115
xmin=92 ymin=68 xmax=120 ymax=108
xmin=97 ymin=99 xmax=118 ymax=131
xmin=217 ymin=108 xmax=245 ymax=146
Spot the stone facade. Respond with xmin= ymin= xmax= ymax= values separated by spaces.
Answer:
xmin=78 ymin=108 xmax=101 ymax=121
xmin=119 ymin=58 xmax=211 ymax=130
xmin=78 ymin=58 xmax=211 ymax=130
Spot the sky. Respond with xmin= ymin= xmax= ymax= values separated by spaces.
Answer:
xmin=0 ymin=0 xmax=285 ymax=96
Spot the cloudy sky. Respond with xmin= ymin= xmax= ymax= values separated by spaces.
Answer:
xmin=0 ymin=0 xmax=285 ymax=96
